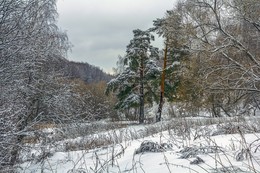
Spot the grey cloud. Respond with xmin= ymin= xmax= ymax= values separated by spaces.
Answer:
xmin=57 ymin=0 xmax=175 ymax=73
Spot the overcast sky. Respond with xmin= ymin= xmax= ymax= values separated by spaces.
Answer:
xmin=57 ymin=0 xmax=175 ymax=73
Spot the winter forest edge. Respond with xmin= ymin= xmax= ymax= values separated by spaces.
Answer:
xmin=1 ymin=0 xmax=260 ymax=172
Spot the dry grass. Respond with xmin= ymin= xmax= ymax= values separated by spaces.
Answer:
xmin=32 ymin=123 xmax=57 ymax=130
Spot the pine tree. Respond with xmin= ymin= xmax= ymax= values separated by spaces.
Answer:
xmin=106 ymin=29 xmax=159 ymax=124
xmin=150 ymin=5 xmax=190 ymax=121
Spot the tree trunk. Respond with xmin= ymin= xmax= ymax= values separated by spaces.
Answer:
xmin=139 ymin=56 xmax=145 ymax=124
xmin=156 ymin=42 xmax=168 ymax=122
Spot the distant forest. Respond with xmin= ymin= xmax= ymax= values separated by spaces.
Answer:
xmin=63 ymin=60 xmax=113 ymax=83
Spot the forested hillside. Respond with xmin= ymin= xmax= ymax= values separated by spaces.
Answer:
xmin=63 ymin=60 xmax=113 ymax=83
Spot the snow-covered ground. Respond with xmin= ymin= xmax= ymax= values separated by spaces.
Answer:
xmin=18 ymin=117 xmax=260 ymax=173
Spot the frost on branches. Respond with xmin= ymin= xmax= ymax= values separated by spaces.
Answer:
xmin=106 ymin=29 xmax=160 ymax=123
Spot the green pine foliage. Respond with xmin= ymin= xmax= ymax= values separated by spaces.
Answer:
xmin=106 ymin=29 xmax=160 ymax=122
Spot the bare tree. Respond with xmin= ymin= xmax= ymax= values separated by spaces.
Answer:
xmin=0 ymin=0 xmax=70 ymax=171
xmin=178 ymin=0 xmax=260 ymax=116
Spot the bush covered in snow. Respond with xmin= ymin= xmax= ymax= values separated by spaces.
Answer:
xmin=135 ymin=141 xmax=172 ymax=154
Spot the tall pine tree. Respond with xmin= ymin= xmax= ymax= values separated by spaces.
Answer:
xmin=106 ymin=29 xmax=159 ymax=123
xmin=150 ymin=6 xmax=190 ymax=121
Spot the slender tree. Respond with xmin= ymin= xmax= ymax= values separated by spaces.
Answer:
xmin=151 ymin=5 xmax=189 ymax=121
xmin=156 ymin=42 xmax=168 ymax=122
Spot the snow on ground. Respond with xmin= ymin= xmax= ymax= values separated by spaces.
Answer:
xmin=19 ymin=120 xmax=260 ymax=173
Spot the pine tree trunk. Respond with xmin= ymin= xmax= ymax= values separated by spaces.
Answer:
xmin=139 ymin=56 xmax=145 ymax=124
xmin=156 ymin=92 xmax=164 ymax=122
xmin=156 ymin=42 xmax=168 ymax=122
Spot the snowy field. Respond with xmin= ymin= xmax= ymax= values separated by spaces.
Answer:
xmin=18 ymin=117 xmax=260 ymax=173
